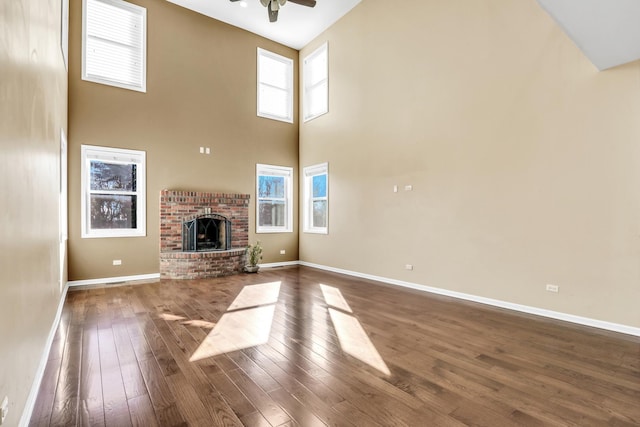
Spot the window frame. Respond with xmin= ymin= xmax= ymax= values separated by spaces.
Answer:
xmin=82 ymin=0 xmax=147 ymax=92
xmin=81 ymin=145 xmax=146 ymax=238
xmin=303 ymin=162 xmax=329 ymax=234
xmin=303 ymin=42 xmax=328 ymax=122
xmin=257 ymin=48 xmax=294 ymax=123
xmin=256 ymin=164 xmax=293 ymax=233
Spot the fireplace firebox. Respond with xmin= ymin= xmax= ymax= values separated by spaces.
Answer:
xmin=182 ymin=214 xmax=231 ymax=252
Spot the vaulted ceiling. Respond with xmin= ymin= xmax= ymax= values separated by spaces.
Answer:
xmin=537 ymin=0 xmax=640 ymax=70
xmin=166 ymin=0 xmax=361 ymax=50
xmin=167 ymin=0 xmax=640 ymax=71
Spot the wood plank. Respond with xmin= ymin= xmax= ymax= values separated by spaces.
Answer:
xmin=164 ymin=372 xmax=212 ymax=426
xmin=128 ymin=394 xmax=159 ymax=427
xmin=225 ymin=368 xmax=291 ymax=426
xmin=137 ymin=357 xmax=186 ymax=425
xmin=98 ymin=327 xmax=132 ymax=427
xmin=78 ymin=324 xmax=105 ymax=427
xmin=268 ymin=387 xmax=327 ymax=427
xmin=49 ymin=323 xmax=82 ymax=426
xmin=198 ymin=361 xmax=258 ymax=421
xmin=238 ymin=411 xmax=272 ymax=427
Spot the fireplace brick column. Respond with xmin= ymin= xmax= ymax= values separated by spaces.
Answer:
xmin=159 ymin=190 xmax=250 ymax=279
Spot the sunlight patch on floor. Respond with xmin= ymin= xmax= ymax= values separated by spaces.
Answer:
xmin=190 ymin=305 xmax=276 ymax=361
xmin=322 ymin=285 xmax=390 ymax=376
xmin=189 ymin=281 xmax=281 ymax=361
xmin=183 ymin=319 xmax=216 ymax=329
xmin=320 ymin=283 xmax=352 ymax=313
xmin=159 ymin=313 xmax=186 ymax=321
xmin=228 ymin=281 xmax=281 ymax=310
xmin=328 ymin=308 xmax=391 ymax=375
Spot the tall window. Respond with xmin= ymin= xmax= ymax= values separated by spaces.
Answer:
xmin=257 ymin=48 xmax=294 ymax=123
xmin=82 ymin=0 xmax=147 ymax=92
xmin=256 ymin=164 xmax=293 ymax=233
xmin=81 ymin=145 xmax=146 ymax=238
xmin=303 ymin=42 xmax=328 ymax=122
xmin=303 ymin=163 xmax=328 ymax=234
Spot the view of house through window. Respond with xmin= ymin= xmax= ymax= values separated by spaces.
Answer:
xmin=256 ymin=164 xmax=293 ymax=233
xmin=90 ymin=163 xmax=137 ymax=229
xmin=81 ymin=145 xmax=146 ymax=238
xmin=303 ymin=162 xmax=328 ymax=234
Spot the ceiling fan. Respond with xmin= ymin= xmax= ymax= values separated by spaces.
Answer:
xmin=230 ymin=0 xmax=317 ymax=23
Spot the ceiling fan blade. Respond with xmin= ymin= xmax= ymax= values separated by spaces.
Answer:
xmin=229 ymin=0 xmax=241 ymax=2
xmin=268 ymin=1 xmax=278 ymax=22
xmin=289 ymin=0 xmax=316 ymax=7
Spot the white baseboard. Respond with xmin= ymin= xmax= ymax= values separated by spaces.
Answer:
xmin=259 ymin=261 xmax=300 ymax=269
xmin=298 ymin=261 xmax=640 ymax=337
xmin=19 ymin=282 xmax=70 ymax=427
xmin=68 ymin=273 xmax=160 ymax=287
xmin=58 ymin=264 xmax=640 ymax=336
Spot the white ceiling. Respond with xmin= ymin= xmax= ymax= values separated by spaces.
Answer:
xmin=166 ymin=0 xmax=361 ymax=50
xmin=167 ymin=0 xmax=640 ymax=69
xmin=537 ymin=0 xmax=640 ymax=70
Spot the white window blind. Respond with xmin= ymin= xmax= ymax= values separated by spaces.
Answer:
xmin=257 ymin=48 xmax=294 ymax=123
xmin=82 ymin=0 xmax=147 ymax=92
xmin=303 ymin=42 xmax=328 ymax=122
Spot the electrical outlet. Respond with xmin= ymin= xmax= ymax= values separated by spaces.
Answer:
xmin=1 ymin=396 xmax=8 ymax=425
xmin=112 ymin=259 xmax=122 ymax=266
xmin=405 ymin=264 xmax=413 ymax=271
xmin=393 ymin=185 xmax=398 ymax=193
xmin=280 ymin=249 xmax=286 ymax=255
xmin=546 ymin=284 xmax=559 ymax=293
xmin=199 ymin=147 xmax=204 ymax=154
xmin=205 ymin=147 xmax=210 ymax=154
xmin=404 ymin=185 xmax=413 ymax=191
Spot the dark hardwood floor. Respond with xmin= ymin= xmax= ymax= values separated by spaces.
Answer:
xmin=30 ymin=266 xmax=640 ymax=426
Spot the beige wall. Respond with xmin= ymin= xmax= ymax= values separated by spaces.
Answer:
xmin=0 ymin=0 xmax=68 ymax=423
xmin=299 ymin=0 xmax=640 ymax=328
xmin=68 ymin=0 xmax=299 ymax=280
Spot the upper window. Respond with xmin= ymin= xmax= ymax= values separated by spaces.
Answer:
xmin=82 ymin=0 xmax=147 ymax=92
xmin=81 ymin=145 xmax=146 ymax=238
xmin=256 ymin=164 xmax=293 ymax=233
xmin=303 ymin=42 xmax=328 ymax=122
xmin=303 ymin=163 xmax=328 ymax=234
xmin=257 ymin=48 xmax=294 ymax=123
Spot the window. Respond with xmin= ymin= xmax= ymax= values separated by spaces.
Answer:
xmin=303 ymin=42 xmax=328 ymax=122
xmin=81 ymin=145 xmax=146 ymax=238
xmin=257 ymin=48 xmax=294 ymax=123
xmin=303 ymin=163 xmax=328 ymax=234
xmin=256 ymin=164 xmax=293 ymax=233
xmin=82 ymin=0 xmax=146 ymax=92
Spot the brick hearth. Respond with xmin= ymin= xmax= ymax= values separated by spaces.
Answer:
xmin=159 ymin=190 xmax=249 ymax=279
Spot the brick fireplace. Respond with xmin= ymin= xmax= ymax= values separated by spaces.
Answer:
xmin=159 ymin=190 xmax=249 ymax=279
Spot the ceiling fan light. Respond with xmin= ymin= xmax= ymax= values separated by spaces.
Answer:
xmin=260 ymin=0 xmax=269 ymax=7
xmin=278 ymin=0 xmax=287 ymax=6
